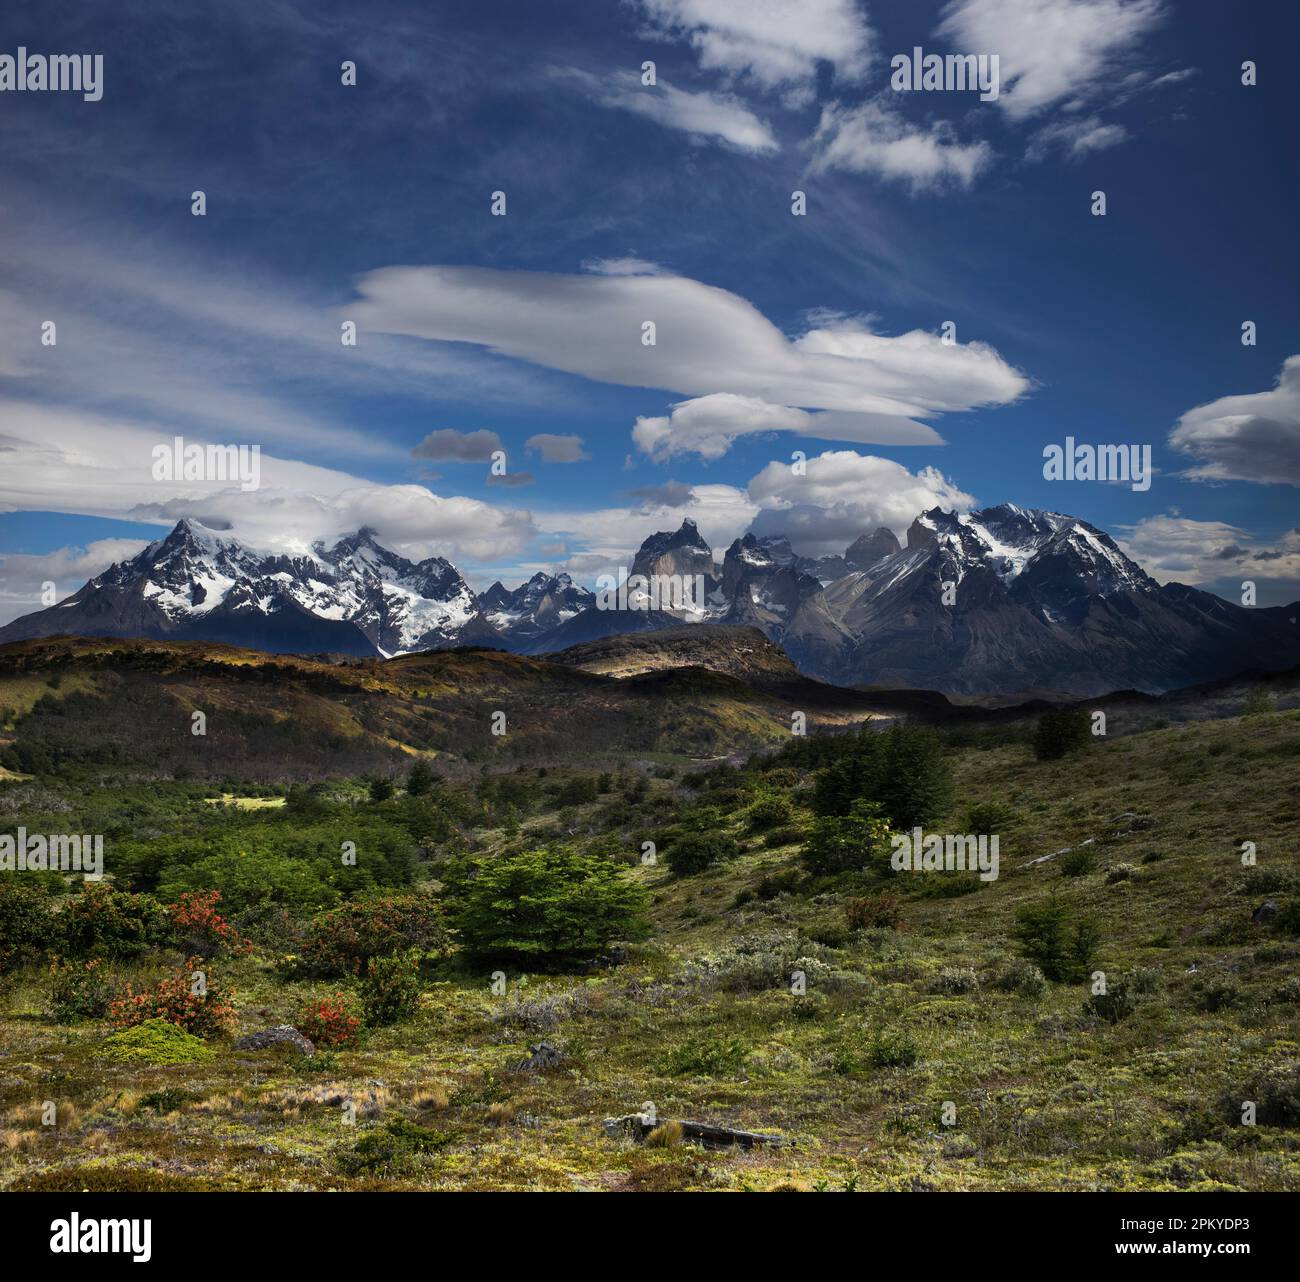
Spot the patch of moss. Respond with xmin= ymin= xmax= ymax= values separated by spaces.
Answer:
xmin=98 ymin=1018 xmax=215 ymax=1065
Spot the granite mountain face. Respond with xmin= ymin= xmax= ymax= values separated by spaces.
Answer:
xmin=2 ymin=508 xmax=1295 ymax=696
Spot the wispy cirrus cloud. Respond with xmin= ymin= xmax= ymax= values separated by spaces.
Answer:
xmin=808 ymin=99 xmax=991 ymax=191
xmin=632 ymin=0 xmax=874 ymax=104
xmin=558 ymin=66 xmax=779 ymax=154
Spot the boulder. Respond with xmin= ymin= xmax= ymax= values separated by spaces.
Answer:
xmin=513 ymin=1041 xmax=566 ymax=1073
xmin=1251 ymin=899 xmax=1280 ymax=926
xmin=234 ymin=1025 xmax=315 ymax=1056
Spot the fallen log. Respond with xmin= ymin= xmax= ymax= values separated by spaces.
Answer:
xmin=602 ymin=1113 xmax=790 ymax=1149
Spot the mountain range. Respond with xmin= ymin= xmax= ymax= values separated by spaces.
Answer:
xmin=2 ymin=507 xmax=1296 ymax=696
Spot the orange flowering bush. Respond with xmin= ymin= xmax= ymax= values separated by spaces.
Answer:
xmin=298 ymin=994 xmax=363 ymax=1047
xmin=166 ymin=890 xmax=251 ymax=959
xmin=108 ymin=957 xmax=237 ymax=1037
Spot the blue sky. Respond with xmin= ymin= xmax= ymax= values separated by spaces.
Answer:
xmin=1 ymin=0 xmax=1297 ymax=621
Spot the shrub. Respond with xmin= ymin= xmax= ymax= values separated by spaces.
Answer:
xmin=1190 ymin=978 xmax=1241 ymax=1012
xmin=1223 ymin=1066 xmax=1300 ymax=1128
xmin=1233 ymin=866 xmax=1297 ymax=896
xmin=335 ymin=1115 xmax=455 ymax=1176
xmin=1106 ymin=863 xmax=1138 ymax=885
xmin=1058 ymin=846 xmax=1097 ymax=877
xmin=845 ymin=893 xmax=905 ymax=931
xmin=107 ymin=958 xmax=237 ymax=1037
xmin=763 ymin=824 xmax=804 ymax=849
xmin=961 ymin=800 xmax=1022 ymax=833
xmin=99 ymin=1017 xmax=215 ymax=1065
xmin=360 ymin=949 xmax=423 ymax=1026
xmin=659 ymin=1035 xmax=750 ymax=1077
xmin=665 ymin=830 xmax=740 ymax=877
xmin=48 ymin=957 xmax=114 ymax=1021
xmin=369 ymin=777 xmax=395 ymax=803
xmin=1033 ymin=707 xmax=1091 ymax=760
xmin=0 ymin=880 xmax=58 ymax=972
xmin=800 ymin=801 xmax=891 ymax=877
xmin=448 ymin=846 xmax=649 ymax=967
xmin=746 ymin=795 xmax=793 ymax=832
xmin=1270 ymin=900 xmax=1300 ymax=937
xmin=59 ymin=882 xmax=170 ymax=960
xmin=930 ymin=966 xmax=980 ymax=995
xmin=1083 ymin=977 xmax=1140 ymax=1023
xmin=290 ymin=892 xmax=451 ymax=978
xmin=298 ymin=994 xmax=363 ymax=1047
xmin=993 ymin=959 xmax=1047 ymax=998
xmin=1242 ymin=686 xmax=1274 ymax=717
xmin=1013 ymin=900 xmax=1100 ymax=983
xmin=867 ymin=1029 xmax=919 ymax=1068
xmin=831 ymin=1027 xmax=919 ymax=1075
xmin=166 ymin=890 xmax=250 ymax=959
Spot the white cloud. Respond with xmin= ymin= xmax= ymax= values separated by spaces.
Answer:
xmin=0 ymin=196 xmax=551 ymax=475
xmin=1118 ymin=514 xmax=1300 ymax=594
xmin=1168 ymin=356 xmax=1300 ymax=486
xmin=936 ymin=0 xmax=1166 ymax=121
xmin=747 ymin=449 xmax=977 ymax=555
xmin=634 ymin=0 xmax=874 ymax=102
xmin=1027 ymin=114 xmax=1130 ymax=160
xmin=347 ymin=264 xmax=1029 ymax=449
xmin=539 ymin=481 xmax=758 ymax=575
xmin=562 ymin=67 xmax=779 ymax=153
xmin=0 ymin=400 xmax=537 ymax=567
xmin=0 ymin=539 xmax=149 ymax=626
xmin=633 ymin=391 xmax=944 ymax=461
xmin=809 ymin=100 xmax=991 ymax=191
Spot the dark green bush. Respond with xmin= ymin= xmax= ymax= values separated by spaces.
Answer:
xmin=360 ymin=949 xmax=423 ymax=1026
xmin=1033 ymin=708 xmax=1092 ymax=760
xmin=1013 ymin=899 xmax=1100 ymax=982
xmin=446 ymin=846 xmax=648 ymax=967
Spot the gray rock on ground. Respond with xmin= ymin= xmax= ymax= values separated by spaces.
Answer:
xmin=234 ymin=1025 xmax=315 ymax=1055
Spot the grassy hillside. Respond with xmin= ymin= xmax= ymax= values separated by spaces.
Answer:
xmin=0 ymin=636 xmax=891 ymax=780
xmin=1 ymin=674 xmax=1297 ymax=1192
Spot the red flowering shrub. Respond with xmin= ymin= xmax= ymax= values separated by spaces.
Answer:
xmin=108 ymin=957 xmax=237 ymax=1037
xmin=287 ymin=892 xmax=450 ymax=978
xmin=844 ymin=893 xmax=905 ymax=931
xmin=298 ymin=994 xmax=363 ymax=1047
xmin=166 ymin=890 xmax=251 ymax=959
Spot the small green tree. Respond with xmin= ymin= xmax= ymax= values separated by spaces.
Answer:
xmin=1013 ymin=899 xmax=1100 ymax=982
xmin=369 ymin=777 xmax=395 ymax=803
xmin=1033 ymin=708 xmax=1091 ymax=761
xmin=800 ymin=801 xmax=891 ymax=878
xmin=448 ymin=846 xmax=649 ymax=967
xmin=1242 ymin=686 xmax=1274 ymax=717
xmin=405 ymin=759 xmax=436 ymax=796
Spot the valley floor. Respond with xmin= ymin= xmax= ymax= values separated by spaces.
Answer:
xmin=1 ymin=706 xmax=1298 ymax=1191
